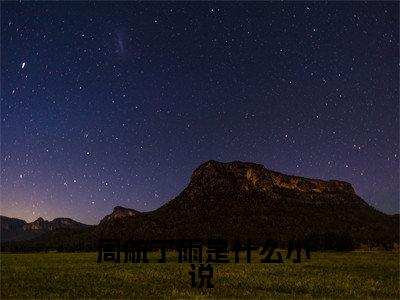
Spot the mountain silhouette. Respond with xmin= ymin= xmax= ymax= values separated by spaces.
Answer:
xmin=95 ymin=160 xmax=398 ymax=248
xmin=1 ymin=161 xmax=398 ymax=251
xmin=0 ymin=215 xmax=89 ymax=242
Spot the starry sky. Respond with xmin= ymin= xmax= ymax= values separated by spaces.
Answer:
xmin=1 ymin=1 xmax=398 ymax=225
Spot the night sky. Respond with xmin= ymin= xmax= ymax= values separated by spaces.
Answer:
xmin=1 ymin=2 xmax=398 ymax=225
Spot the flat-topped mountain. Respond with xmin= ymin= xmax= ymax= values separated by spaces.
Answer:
xmin=1 ymin=160 xmax=398 ymax=251
xmin=185 ymin=160 xmax=355 ymax=196
xmin=0 ymin=216 xmax=27 ymax=242
xmin=97 ymin=160 xmax=398 ymax=249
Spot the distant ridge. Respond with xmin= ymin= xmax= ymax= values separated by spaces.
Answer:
xmin=1 ymin=160 xmax=398 ymax=251
xmin=0 ymin=215 xmax=89 ymax=242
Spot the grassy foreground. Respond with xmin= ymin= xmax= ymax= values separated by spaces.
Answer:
xmin=1 ymin=251 xmax=399 ymax=299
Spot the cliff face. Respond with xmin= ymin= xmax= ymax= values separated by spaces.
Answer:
xmin=0 ymin=216 xmax=27 ymax=241
xmin=3 ymin=160 xmax=396 ymax=249
xmin=97 ymin=160 xmax=398 ymax=247
xmin=188 ymin=160 xmax=355 ymax=195
xmin=100 ymin=206 xmax=140 ymax=224
xmin=23 ymin=217 xmax=46 ymax=230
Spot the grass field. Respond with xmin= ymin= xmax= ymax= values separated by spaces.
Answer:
xmin=1 ymin=251 xmax=399 ymax=299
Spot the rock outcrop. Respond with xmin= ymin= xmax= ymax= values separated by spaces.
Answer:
xmin=100 ymin=206 xmax=141 ymax=224
xmin=97 ymin=160 xmax=398 ymax=248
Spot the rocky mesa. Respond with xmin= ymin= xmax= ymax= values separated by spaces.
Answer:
xmin=1 ymin=160 xmax=398 ymax=250
xmin=96 ymin=160 xmax=398 ymax=249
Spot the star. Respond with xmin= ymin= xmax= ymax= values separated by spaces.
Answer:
xmin=0 ymin=1 xmax=397 ymax=224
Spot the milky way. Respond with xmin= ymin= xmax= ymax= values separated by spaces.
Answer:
xmin=1 ymin=2 xmax=398 ymax=224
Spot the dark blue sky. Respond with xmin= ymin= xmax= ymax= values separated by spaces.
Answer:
xmin=1 ymin=1 xmax=398 ymax=224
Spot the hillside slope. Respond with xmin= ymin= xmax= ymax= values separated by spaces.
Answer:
xmin=97 ymin=161 xmax=398 ymax=248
